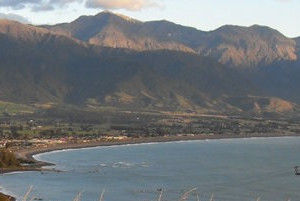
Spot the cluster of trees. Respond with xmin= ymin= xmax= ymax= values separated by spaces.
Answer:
xmin=0 ymin=148 xmax=20 ymax=168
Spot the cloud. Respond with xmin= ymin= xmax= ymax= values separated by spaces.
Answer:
xmin=85 ymin=0 xmax=159 ymax=11
xmin=0 ymin=13 xmax=31 ymax=24
xmin=0 ymin=0 xmax=38 ymax=10
xmin=0 ymin=0 xmax=82 ymax=11
xmin=49 ymin=0 xmax=83 ymax=7
xmin=0 ymin=0 xmax=161 ymax=11
xmin=31 ymin=0 xmax=84 ymax=12
xmin=31 ymin=4 xmax=55 ymax=12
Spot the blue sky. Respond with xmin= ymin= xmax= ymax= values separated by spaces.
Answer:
xmin=0 ymin=0 xmax=299 ymax=38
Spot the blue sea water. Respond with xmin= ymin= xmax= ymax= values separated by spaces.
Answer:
xmin=1 ymin=137 xmax=300 ymax=201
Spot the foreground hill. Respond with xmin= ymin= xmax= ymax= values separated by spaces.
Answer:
xmin=44 ymin=11 xmax=298 ymax=68
xmin=0 ymin=18 xmax=300 ymax=116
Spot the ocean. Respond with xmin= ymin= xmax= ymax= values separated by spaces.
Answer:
xmin=1 ymin=137 xmax=300 ymax=201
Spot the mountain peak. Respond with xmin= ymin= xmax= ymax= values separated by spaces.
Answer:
xmin=201 ymin=24 xmax=298 ymax=66
xmin=249 ymin=24 xmax=288 ymax=37
xmin=95 ymin=10 xmax=140 ymax=23
xmin=0 ymin=18 xmax=24 ymax=27
xmin=214 ymin=24 xmax=248 ymax=32
xmin=0 ymin=19 xmax=50 ymax=40
xmin=214 ymin=24 xmax=284 ymax=36
xmin=249 ymin=24 xmax=272 ymax=29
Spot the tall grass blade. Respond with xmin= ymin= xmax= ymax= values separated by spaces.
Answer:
xmin=196 ymin=193 xmax=201 ymax=201
xmin=73 ymin=191 xmax=82 ymax=201
xmin=28 ymin=197 xmax=35 ymax=201
xmin=209 ymin=194 xmax=214 ymax=201
xmin=179 ymin=187 xmax=197 ymax=201
xmin=157 ymin=189 xmax=163 ymax=201
xmin=99 ymin=189 xmax=105 ymax=201
xmin=22 ymin=186 xmax=33 ymax=201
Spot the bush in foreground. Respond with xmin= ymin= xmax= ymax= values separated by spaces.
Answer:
xmin=0 ymin=148 xmax=20 ymax=168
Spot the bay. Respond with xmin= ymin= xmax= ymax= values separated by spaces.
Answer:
xmin=1 ymin=137 xmax=300 ymax=201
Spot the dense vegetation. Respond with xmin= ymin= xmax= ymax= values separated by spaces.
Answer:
xmin=0 ymin=193 xmax=15 ymax=201
xmin=0 ymin=192 xmax=15 ymax=201
xmin=0 ymin=148 xmax=20 ymax=168
xmin=0 ymin=109 xmax=300 ymax=141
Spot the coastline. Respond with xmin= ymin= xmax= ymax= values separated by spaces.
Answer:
xmin=13 ymin=133 xmax=300 ymax=168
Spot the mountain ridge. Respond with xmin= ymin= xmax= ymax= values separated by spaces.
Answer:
xmin=44 ymin=11 xmax=298 ymax=67
xmin=43 ymin=12 xmax=196 ymax=53
xmin=0 ymin=14 xmax=300 ymax=117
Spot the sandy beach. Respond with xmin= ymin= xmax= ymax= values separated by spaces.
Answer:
xmin=14 ymin=133 xmax=297 ymax=167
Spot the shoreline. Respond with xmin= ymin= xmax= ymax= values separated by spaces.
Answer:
xmin=13 ymin=133 xmax=300 ymax=168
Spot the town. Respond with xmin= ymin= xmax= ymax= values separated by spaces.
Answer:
xmin=1 ymin=112 xmax=300 ymax=150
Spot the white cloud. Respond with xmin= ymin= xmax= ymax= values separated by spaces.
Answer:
xmin=0 ymin=13 xmax=31 ymax=24
xmin=31 ymin=4 xmax=55 ymax=12
xmin=32 ymin=0 xmax=85 ymax=12
xmin=0 ymin=0 xmax=82 ymax=11
xmin=49 ymin=0 xmax=83 ymax=7
xmin=0 ymin=0 xmax=161 ymax=12
xmin=0 ymin=0 xmax=38 ymax=10
xmin=85 ymin=0 xmax=159 ymax=11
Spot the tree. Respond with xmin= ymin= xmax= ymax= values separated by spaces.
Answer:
xmin=0 ymin=148 xmax=20 ymax=168
xmin=10 ymin=126 xmax=20 ymax=139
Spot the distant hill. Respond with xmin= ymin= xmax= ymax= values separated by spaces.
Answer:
xmin=296 ymin=37 xmax=300 ymax=52
xmin=42 ymin=11 xmax=196 ymax=53
xmin=44 ymin=11 xmax=298 ymax=68
xmin=197 ymin=25 xmax=297 ymax=67
xmin=0 ymin=16 xmax=300 ymax=117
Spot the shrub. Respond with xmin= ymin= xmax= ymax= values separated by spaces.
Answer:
xmin=0 ymin=148 xmax=20 ymax=168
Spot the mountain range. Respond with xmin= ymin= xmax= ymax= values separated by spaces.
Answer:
xmin=44 ymin=11 xmax=298 ymax=67
xmin=0 ymin=11 xmax=300 ymax=117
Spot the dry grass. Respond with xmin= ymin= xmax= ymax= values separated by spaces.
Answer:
xmin=157 ymin=189 xmax=163 ymax=201
xmin=72 ymin=192 xmax=82 ymax=201
xmin=99 ymin=189 xmax=105 ymax=201
xmin=179 ymin=187 xmax=198 ymax=201
xmin=22 ymin=186 xmax=32 ymax=201
xmin=16 ymin=186 xmax=292 ymax=201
